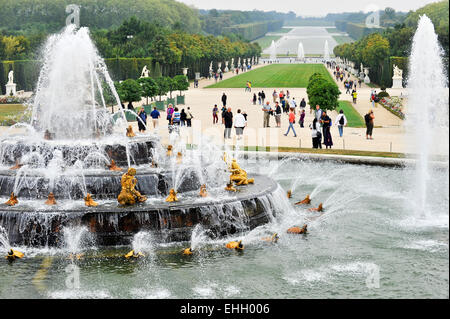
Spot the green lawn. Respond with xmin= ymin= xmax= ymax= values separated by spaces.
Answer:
xmin=206 ymin=64 xmax=334 ymax=88
xmin=337 ymin=100 xmax=365 ymax=128
xmin=252 ymin=35 xmax=281 ymax=49
xmin=0 ymin=104 xmax=27 ymax=125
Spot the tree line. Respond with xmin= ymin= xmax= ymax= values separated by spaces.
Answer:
xmin=333 ymin=0 xmax=449 ymax=87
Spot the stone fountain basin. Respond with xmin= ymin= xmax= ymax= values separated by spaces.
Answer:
xmin=0 ymin=165 xmax=224 ymax=199
xmin=0 ymin=135 xmax=159 ymax=167
xmin=0 ymin=174 xmax=280 ymax=246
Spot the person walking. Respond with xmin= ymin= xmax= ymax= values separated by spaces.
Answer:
xmin=186 ymin=107 xmax=193 ymax=127
xmin=299 ymin=109 xmax=305 ymax=128
xmin=170 ymin=107 xmax=181 ymax=134
xmin=137 ymin=107 xmax=147 ymax=133
xmin=310 ymin=118 xmax=322 ymax=149
xmin=262 ymin=101 xmax=272 ymax=128
xmin=234 ymin=109 xmax=247 ymax=140
xmin=320 ymin=111 xmax=333 ymax=149
xmin=223 ymin=107 xmax=233 ymax=139
xmin=166 ymin=104 xmax=174 ymax=126
xmin=221 ymin=93 xmax=227 ymax=107
xmin=284 ymin=108 xmax=297 ymax=137
xmin=257 ymin=92 xmax=262 ymax=105
xmin=253 ymin=93 xmax=257 ymax=105
xmin=272 ymin=90 xmax=277 ymax=103
xmin=274 ymin=102 xmax=282 ymax=127
xmin=315 ymin=105 xmax=323 ymax=122
xmin=150 ymin=106 xmax=160 ymax=128
xmin=352 ymin=90 xmax=357 ymax=104
xmin=212 ymin=104 xmax=219 ymax=124
xmin=300 ymin=98 xmax=306 ymax=111
xmin=365 ymin=110 xmax=375 ymax=140
xmin=180 ymin=109 xmax=187 ymax=127
xmin=335 ymin=109 xmax=347 ymax=137
xmin=261 ymin=91 xmax=266 ymax=105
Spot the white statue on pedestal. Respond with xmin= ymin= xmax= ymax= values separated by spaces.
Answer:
xmin=5 ymin=70 xmax=17 ymax=96
xmin=140 ymin=65 xmax=149 ymax=78
xmin=224 ymin=61 xmax=229 ymax=72
xmin=231 ymin=58 xmax=234 ymax=70
xmin=8 ymin=70 xmax=14 ymax=84
xmin=392 ymin=64 xmax=404 ymax=88
xmin=393 ymin=64 xmax=403 ymax=78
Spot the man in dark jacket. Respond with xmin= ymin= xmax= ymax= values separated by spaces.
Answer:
xmin=223 ymin=107 xmax=233 ymax=139
xmin=221 ymin=93 xmax=227 ymax=107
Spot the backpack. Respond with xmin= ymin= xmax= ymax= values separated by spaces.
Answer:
xmin=339 ymin=116 xmax=345 ymax=125
xmin=365 ymin=114 xmax=371 ymax=124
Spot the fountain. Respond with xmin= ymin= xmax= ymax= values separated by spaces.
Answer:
xmin=297 ymin=42 xmax=305 ymax=61
xmin=269 ymin=41 xmax=277 ymax=62
xmin=0 ymin=25 xmax=280 ymax=247
xmin=405 ymin=15 xmax=449 ymax=218
xmin=323 ymin=40 xmax=330 ymax=61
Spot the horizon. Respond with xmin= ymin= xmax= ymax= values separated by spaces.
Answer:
xmin=179 ymin=0 xmax=442 ymax=17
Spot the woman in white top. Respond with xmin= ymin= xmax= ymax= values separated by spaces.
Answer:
xmin=234 ymin=109 xmax=247 ymax=140
xmin=335 ymin=109 xmax=348 ymax=137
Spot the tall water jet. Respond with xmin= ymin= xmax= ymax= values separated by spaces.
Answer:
xmin=405 ymin=15 xmax=449 ymax=218
xmin=297 ymin=42 xmax=305 ymax=60
xmin=323 ymin=40 xmax=330 ymax=61
xmin=269 ymin=41 xmax=277 ymax=61
xmin=31 ymin=24 xmax=125 ymax=139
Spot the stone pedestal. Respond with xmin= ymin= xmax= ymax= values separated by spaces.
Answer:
xmin=392 ymin=77 xmax=403 ymax=89
xmin=5 ymin=83 xmax=16 ymax=96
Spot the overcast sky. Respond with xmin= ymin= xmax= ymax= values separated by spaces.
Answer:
xmin=178 ymin=0 xmax=440 ymax=16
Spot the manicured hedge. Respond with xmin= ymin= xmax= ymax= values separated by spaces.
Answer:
xmin=223 ymin=20 xmax=283 ymax=41
xmin=334 ymin=21 xmax=384 ymax=40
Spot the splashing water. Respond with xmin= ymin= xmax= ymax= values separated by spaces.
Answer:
xmin=62 ymin=226 xmax=92 ymax=254
xmin=405 ymin=15 xmax=449 ymax=218
xmin=0 ymin=226 xmax=11 ymax=251
xmin=31 ymin=25 xmax=125 ymax=139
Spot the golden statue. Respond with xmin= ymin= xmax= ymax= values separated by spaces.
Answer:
xmin=183 ymin=247 xmax=193 ymax=255
xmin=117 ymin=168 xmax=147 ymax=206
xmin=308 ymin=203 xmax=323 ymax=212
xmin=166 ymin=188 xmax=178 ymax=202
xmin=199 ymin=184 xmax=208 ymax=197
xmin=226 ymin=240 xmax=244 ymax=250
xmin=287 ymin=224 xmax=308 ymax=234
xmin=67 ymin=253 xmax=84 ymax=261
xmin=44 ymin=130 xmax=53 ymax=140
xmin=126 ymin=125 xmax=135 ymax=137
xmin=5 ymin=249 xmax=24 ymax=261
xmin=84 ymin=193 xmax=98 ymax=207
xmin=108 ymin=160 xmax=122 ymax=171
xmin=176 ymin=152 xmax=183 ymax=164
xmin=287 ymin=190 xmax=292 ymax=198
xmin=295 ymin=194 xmax=311 ymax=205
xmin=5 ymin=192 xmax=18 ymax=206
xmin=167 ymin=145 xmax=173 ymax=157
xmin=9 ymin=160 xmax=23 ymax=170
xmin=261 ymin=233 xmax=279 ymax=243
xmin=229 ymin=159 xmax=254 ymax=186
xmin=45 ymin=192 xmax=57 ymax=205
xmin=151 ymin=160 xmax=158 ymax=168
xmin=124 ymin=250 xmax=145 ymax=259
xmin=225 ymin=182 xmax=237 ymax=192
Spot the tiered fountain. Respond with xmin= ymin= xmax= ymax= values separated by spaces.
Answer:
xmin=0 ymin=26 xmax=280 ymax=247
